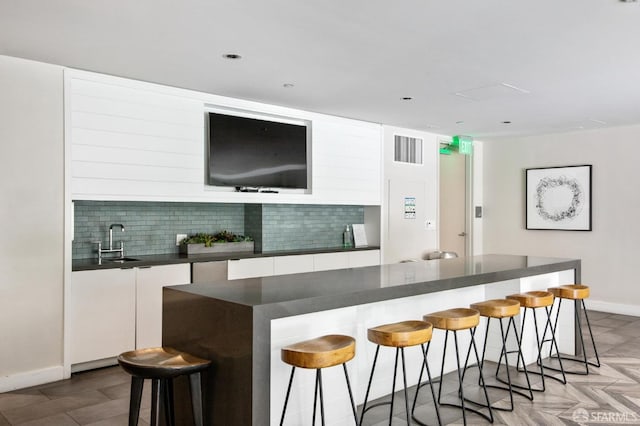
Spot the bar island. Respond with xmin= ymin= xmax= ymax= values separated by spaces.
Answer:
xmin=163 ymin=254 xmax=580 ymax=425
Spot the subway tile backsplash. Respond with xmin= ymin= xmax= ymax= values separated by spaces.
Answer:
xmin=73 ymin=201 xmax=364 ymax=260
xmin=73 ymin=201 xmax=245 ymax=259
xmin=261 ymin=204 xmax=364 ymax=252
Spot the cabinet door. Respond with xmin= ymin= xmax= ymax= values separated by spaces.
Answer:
xmin=348 ymin=250 xmax=380 ymax=268
xmin=227 ymin=257 xmax=274 ymax=280
xmin=136 ymin=264 xmax=191 ymax=349
xmin=313 ymin=252 xmax=349 ymax=272
xmin=192 ymin=261 xmax=228 ymax=283
xmin=274 ymin=254 xmax=314 ymax=275
xmin=70 ymin=269 xmax=136 ymax=364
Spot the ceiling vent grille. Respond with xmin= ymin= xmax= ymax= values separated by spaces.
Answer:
xmin=394 ymin=135 xmax=423 ymax=165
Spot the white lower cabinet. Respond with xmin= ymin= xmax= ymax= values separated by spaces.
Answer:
xmin=227 ymin=250 xmax=381 ymax=279
xmin=70 ymin=263 xmax=190 ymax=367
xmin=313 ymin=252 xmax=350 ymax=271
xmin=227 ymin=257 xmax=275 ymax=279
xmin=70 ymin=268 xmax=136 ymax=365
xmin=136 ymin=264 xmax=191 ymax=349
xmin=274 ymin=254 xmax=315 ymax=275
xmin=348 ymin=250 xmax=380 ymax=268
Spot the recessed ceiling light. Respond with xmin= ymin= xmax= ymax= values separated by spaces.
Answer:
xmin=222 ymin=53 xmax=242 ymax=60
xmin=283 ymin=83 xmax=295 ymax=88
xmin=401 ymin=97 xmax=413 ymax=101
xmin=502 ymin=121 xmax=512 ymax=124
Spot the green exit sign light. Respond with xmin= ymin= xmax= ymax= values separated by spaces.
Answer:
xmin=453 ymin=135 xmax=473 ymax=155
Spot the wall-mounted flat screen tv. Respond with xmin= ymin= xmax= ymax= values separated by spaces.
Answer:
xmin=207 ymin=112 xmax=309 ymax=189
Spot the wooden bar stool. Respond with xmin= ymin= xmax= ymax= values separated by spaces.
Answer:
xmin=547 ymin=284 xmax=600 ymax=374
xmin=280 ymin=334 xmax=357 ymax=426
xmin=117 ymin=347 xmax=211 ymax=426
xmin=506 ymin=291 xmax=566 ymax=390
xmin=462 ymin=299 xmax=533 ymax=411
xmin=416 ymin=308 xmax=493 ymax=425
xmin=359 ymin=320 xmax=441 ymax=426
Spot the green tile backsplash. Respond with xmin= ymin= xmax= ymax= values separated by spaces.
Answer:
xmin=73 ymin=201 xmax=364 ymax=260
xmin=261 ymin=204 xmax=364 ymax=252
xmin=73 ymin=201 xmax=245 ymax=259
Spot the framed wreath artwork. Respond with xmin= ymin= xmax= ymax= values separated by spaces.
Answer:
xmin=526 ymin=165 xmax=592 ymax=231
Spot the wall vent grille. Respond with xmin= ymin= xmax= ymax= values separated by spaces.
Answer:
xmin=394 ymin=135 xmax=423 ymax=164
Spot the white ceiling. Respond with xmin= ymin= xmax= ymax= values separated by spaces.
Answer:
xmin=2 ymin=0 xmax=640 ymax=139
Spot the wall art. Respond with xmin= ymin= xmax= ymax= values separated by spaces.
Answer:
xmin=526 ymin=165 xmax=592 ymax=231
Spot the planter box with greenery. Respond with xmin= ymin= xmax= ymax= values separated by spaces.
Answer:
xmin=179 ymin=231 xmax=254 ymax=255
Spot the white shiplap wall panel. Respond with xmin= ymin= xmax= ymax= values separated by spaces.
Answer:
xmin=71 ymin=93 xmax=202 ymax=126
xmin=68 ymin=72 xmax=205 ymax=200
xmin=71 ymin=79 xmax=199 ymax=114
xmin=311 ymin=119 xmax=382 ymax=204
xmin=72 ymin=162 xmax=202 ymax=183
xmin=67 ymin=70 xmax=382 ymax=205
xmin=71 ymin=111 xmax=202 ymax=141
xmin=72 ymin=178 xmax=202 ymax=200
xmin=72 ymin=145 xmax=201 ymax=170
xmin=72 ymin=128 xmax=201 ymax=155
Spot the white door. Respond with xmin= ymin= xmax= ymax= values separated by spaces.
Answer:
xmin=439 ymin=151 xmax=467 ymax=256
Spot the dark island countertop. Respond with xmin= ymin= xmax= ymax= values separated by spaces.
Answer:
xmin=169 ymin=254 xmax=580 ymax=316
xmin=71 ymin=245 xmax=380 ymax=271
xmin=162 ymin=254 xmax=580 ymax=425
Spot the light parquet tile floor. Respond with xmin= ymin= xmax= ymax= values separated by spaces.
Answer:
xmin=1 ymin=311 xmax=639 ymax=425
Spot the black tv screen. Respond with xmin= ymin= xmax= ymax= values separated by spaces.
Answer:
xmin=207 ymin=112 xmax=308 ymax=189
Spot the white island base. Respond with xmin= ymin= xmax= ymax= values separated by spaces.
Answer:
xmin=270 ymin=270 xmax=575 ymax=426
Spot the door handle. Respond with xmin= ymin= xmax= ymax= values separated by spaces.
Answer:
xmin=458 ymin=232 xmax=467 ymax=237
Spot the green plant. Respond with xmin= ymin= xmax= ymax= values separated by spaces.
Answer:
xmin=181 ymin=231 xmax=253 ymax=246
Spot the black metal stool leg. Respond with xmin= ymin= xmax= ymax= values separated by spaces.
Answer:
xmin=342 ymin=363 xmax=358 ymax=425
xmin=400 ymin=348 xmax=411 ymax=426
xmin=128 ymin=377 xmax=144 ymax=426
xmin=582 ymin=300 xmax=601 ymax=367
xmin=411 ymin=342 xmax=443 ymax=426
xmin=358 ymin=345 xmax=380 ymax=425
xmin=189 ymin=372 xmax=204 ymax=426
xmin=389 ymin=348 xmax=400 ymax=425
xmin=436 ymin=331 xmax=449 ymax=405
xmin=317 ymin=369 xmax=326 ymax=426
xmin=532 ymin=303 xmax=568 ymax=383
xmin=280 ymin=366 xmax=296 ymax=426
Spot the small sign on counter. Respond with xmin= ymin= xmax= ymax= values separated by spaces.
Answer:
xmin=351 ymin=224 xmax=368 ymax=248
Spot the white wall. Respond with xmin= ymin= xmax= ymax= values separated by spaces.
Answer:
xmin=66 ymin=70 xmax=382 ymax=206
xmin=483 ymin=125 xmax=640 ymax=314
xmin=0 ymin=56 xmax=65 ymax=390
xmin=382 ymin=126 xmax=440 ymax=264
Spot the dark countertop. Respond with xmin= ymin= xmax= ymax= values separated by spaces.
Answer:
xmin=162 ymin=253 xmax=580 ymax=425
xmin=71 ymin=245 xmax=380 ymax=271
xmin=168 ymin=254 xmax=580 ymax=317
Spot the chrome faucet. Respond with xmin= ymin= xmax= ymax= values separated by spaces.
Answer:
xmin=109 ymin=224 xmax=125 ymax=250
xmin=95 ymin=223 xmax=125 ymax=262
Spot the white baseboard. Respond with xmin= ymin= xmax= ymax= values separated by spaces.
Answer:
xmin=0 ymin=366 xmax=65 ymax=393
xmin=584 ymin=299 xmax=640 ymax=317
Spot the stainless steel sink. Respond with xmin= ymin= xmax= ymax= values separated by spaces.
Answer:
xmin=104 ymin=257 xmax=139 ymax=263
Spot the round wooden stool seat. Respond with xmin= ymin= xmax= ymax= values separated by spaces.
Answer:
xmin=118 ymin=347 xmax=211 ymax=379
xmin=507 ymin=291 xmax=554 ymax=308
xmin=281 ymin=334 xmax=355 ymax=369
xmin=548 ymin=284 xmax=590 ymax=300
xmin=470 ymin=299 xmax=521 ymax=318
xmin=424 ymin=308 xmax=480 ymax=331
xmin=367 ymin=320 xmax=433 ymax=347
